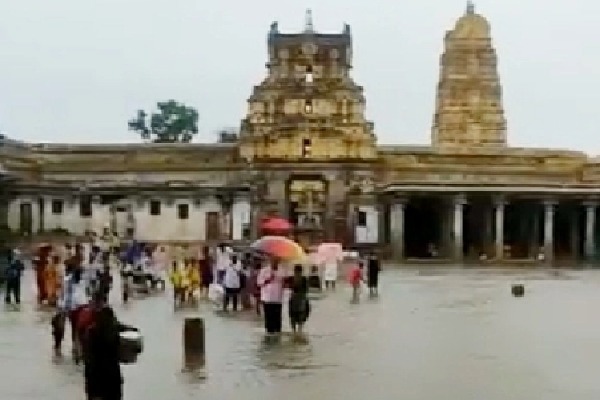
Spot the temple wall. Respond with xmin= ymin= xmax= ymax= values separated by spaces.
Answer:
xmin=133 ymin=198 xmax=220 ymax=242
xmin=5 ymin=194 xmax=251 ymax=242
xmin=231 ymin=199 xmax=251 ymax=241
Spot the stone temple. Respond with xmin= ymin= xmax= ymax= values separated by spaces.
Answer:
xmin=2 ymin=5 xmax=600 ymax=262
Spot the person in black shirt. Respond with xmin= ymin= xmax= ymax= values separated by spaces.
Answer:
xmin=83 ymin=293 xmax=137 ymax=400
xmin=367 ymin=254 xmax=381 ymax=297
xmin=288 ymin=264 xmax=310 ymax=334
xmin=96 ymin=262 xmax=113 ymax=304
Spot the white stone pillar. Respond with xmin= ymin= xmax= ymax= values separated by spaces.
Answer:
xmin=543 ymin=200 xmax=556 ymax=262
xmin=389 ymin=200 xmax=406 ymax=261
xmin=453 ymin=195 xmax=466 ymax=260
xmin=584 ymin=201 xmax=596 ymax=260
xmin=494 ymin=199 xmax=505 ymax=260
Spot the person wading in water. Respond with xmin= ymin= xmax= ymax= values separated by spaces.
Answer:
xmin=288 ymin=264 xmax=310 ymax=335
xmin=81 ymin=293 xmax=137 ymax=400
xmin=257 ymin=259 xmax=285 ymax=339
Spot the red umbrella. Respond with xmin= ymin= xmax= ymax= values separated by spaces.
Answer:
xmin=261 ymin=217 xmax=292 ymax=232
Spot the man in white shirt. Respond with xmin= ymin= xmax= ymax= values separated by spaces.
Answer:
xmin=222 ymin=254 xmax=241 ymax=311
xmin=257 ymin=260 xmax=285 ymax=335
xmin=214 ymin=245 xmax=229 ymax=284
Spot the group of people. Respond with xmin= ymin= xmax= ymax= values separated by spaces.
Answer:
xmin=187 ymin=245 xmax=383 ymax=338
xmin=38 ymin=240 xmax=136 ymax=400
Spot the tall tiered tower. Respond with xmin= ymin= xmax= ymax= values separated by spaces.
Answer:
xmin=238 ymin=10 xmax=377 ymax=161
xmin=431 ymin=2 xmax=507 ymax=148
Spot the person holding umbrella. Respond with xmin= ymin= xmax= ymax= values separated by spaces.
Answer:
xmin=257 ymin=258 xmax=285 ymax=338
xmin=251 ymin=236 xmax=306 ymax=338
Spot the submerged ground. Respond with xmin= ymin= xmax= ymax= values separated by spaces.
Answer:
xmin=2 ymin=266 xmax=600 ymax=400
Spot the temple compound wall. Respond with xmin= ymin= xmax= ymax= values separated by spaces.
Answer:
xmin=2 ymin=6 xmax=600 ymax=263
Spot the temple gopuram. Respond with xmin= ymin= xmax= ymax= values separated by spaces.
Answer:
xmin=2 ymin=4 xmax=600 ymax=262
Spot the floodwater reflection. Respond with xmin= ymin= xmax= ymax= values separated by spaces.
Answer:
xmin=3 ymin=266 xmax=600 ymax=399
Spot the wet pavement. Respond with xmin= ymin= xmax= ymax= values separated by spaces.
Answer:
xmin=3 ymin=266 xmax=600 ymax=400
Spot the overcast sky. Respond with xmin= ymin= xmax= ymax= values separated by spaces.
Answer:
xmin=0 ymin=0 xmax=598 ymax=152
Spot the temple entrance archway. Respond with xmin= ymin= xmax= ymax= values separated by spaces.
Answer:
xmin=287 ymin=175 xmax=327 ymax=248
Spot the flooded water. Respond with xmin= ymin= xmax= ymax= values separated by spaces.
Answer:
xmin=3 ymin=266 xmax=600 ymax=400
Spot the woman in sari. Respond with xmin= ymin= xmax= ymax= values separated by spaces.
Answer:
xmin=45 ymin=255 xmax=63 ymax=307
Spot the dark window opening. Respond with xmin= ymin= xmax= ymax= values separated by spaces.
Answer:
xmin=177 ymin=204 xmax=189 ymax=220
xmin=305 ymin=65 xmax=314 ymax=83
xmin=51 ymin=200 xmax=64 ymax=215
xmin=304 ymin=99 xmax=313 ymax=114
xmin=302 ymin=138 xmax=312 ymax=157
xmin=80 ymin=196 xmax=92 ymax=217
xmin=150 ymin=200 xmax=161 ymax=216
xmin=357 ymin=210 xmax=367 ymax=227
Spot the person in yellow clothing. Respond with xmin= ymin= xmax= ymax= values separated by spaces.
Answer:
xmin=169 ymin=261 xmax=185 ymax=308
xmin=185 ymin=260 xmax=201 ymax=305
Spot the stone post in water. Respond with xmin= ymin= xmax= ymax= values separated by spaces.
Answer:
xmin=183 ymin=317 xmax=205 ymax=371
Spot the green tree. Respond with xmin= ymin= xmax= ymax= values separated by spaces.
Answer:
xmin=128 ymin=100 xmax=199 ymax=143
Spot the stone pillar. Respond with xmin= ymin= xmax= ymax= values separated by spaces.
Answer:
xmin=570 ymin=208 xmax=580 ymax=260
xmin=530 ymin=208 xmax=540 ymax=258
xmin=250 ymin=204 xmax=260 ymax=241
xmin=584 ymin=201 xmax=597 ymax=260
xmin=324 ymin=175 xmax=343 ymax=242
xmin=347 ymin=203 xmax=357 ymax=246
xmin=37 ymin=197 xmax=45 ymax=233
xmin=494 ymin=198 xmax=505 ymax=260
xmin=543 ymin=200 xmax=556 ymax=262
xmin=483 ymin=206 xmax=493 ymax=253
xmin=389 ymin=200 xmax=405 ymax=261
xmin=453 ymin=195 xmax=466 ymax=261
xmin=375 ymin=203 xmax=385 ymax=246
xmin=440 ymin=201 xmax=452 ymax=258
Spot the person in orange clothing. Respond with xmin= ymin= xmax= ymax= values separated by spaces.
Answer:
xmin=35 ymin=245 xmax=52 ymax=305
xmin=45 ymin=255 xmax=63 ymax=307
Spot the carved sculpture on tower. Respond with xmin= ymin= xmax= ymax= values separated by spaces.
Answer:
xmin=238 ymin=10 xmax=377 ymax=161
xmin=431 ymin=2 xmax=507 ymax=148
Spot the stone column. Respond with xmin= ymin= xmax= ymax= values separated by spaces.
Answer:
xmin=529 ymin=208 xmax=540 ymax=259
xmin=543 ymin=200 xmax=556 ymax=262
xmin=584 ymin=201 xmax=597 ymax=260
xmin=483 ymin=206 xmax=493 ymax=253
xmin=37 ymin=197 xmax=45 ymax=233
xmin=494 ymin=198 xmax=505 ymax=260
xmin=250 ymin=205 xmax=260 ymax=241
xmin=377 ymin=203 xmax=386 ymax=246
xmin=389 ymin=200 xmax=405 ymax=261
xmin=441 ymin=203 xmax=452 ymax=258
xmin=347 ymin=203 xmax=357 ymax=246
xmin=453 ymin=195 xmax=466 ymax=261
xmin=570 ymin=208 xmax=580 ymax=260
xmin=324 ymin=174 xmax=342 ymax=242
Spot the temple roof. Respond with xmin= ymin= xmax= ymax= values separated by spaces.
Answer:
xmin=268 ymin=9 xmax=351 ymax=47
xmin=451 ymin=1 xmax=491 ymax=39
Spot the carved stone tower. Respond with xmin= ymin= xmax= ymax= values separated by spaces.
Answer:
xmin=238 ymin=10 xmax=377 ymax=161
xmin=431 ymin=2 xmax=507 ymax=148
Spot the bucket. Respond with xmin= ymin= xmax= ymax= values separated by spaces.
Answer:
xmin=119 ymin=330 xmax=143 ymax=364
